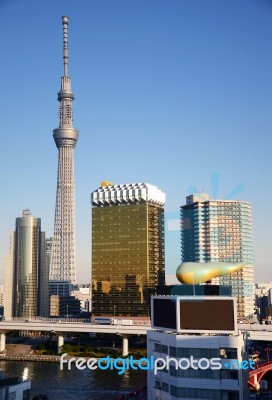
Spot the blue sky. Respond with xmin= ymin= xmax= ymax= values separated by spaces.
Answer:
xmin=0 ymin=0 xmax=271 ymax=283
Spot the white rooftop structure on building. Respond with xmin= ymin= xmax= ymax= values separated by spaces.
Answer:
xmin=92 ymin=182 xmax=166 ymax=206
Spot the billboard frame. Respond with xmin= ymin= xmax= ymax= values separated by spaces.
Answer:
xmin=151 ymin=295 xmax=238 ymax=335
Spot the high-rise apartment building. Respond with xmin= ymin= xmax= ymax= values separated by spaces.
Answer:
xmin=180 ymin=193 xmax=254 ymax=318
xmin=91 ymin=182 xmax=165 ymax=316
xmin=50 ymin=16 xmax=79 ymax=283
xmin=4 ymin=209 xmax=48 ymax=319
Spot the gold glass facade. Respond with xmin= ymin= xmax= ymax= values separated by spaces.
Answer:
xmin=92 ymin=202 xmax=165 ymax=316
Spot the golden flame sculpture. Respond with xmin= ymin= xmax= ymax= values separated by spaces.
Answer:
xmin=176 ymin=262 xmax=246 ymax=284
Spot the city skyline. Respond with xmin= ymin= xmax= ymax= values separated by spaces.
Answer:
xmin=0 ymin=0 xmax=271 ymax=283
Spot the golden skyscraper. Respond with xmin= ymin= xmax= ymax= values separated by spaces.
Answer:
xmin=91 ymin=183 xmax=165 ymax=317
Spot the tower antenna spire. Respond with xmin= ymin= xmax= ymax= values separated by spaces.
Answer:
xmin=62 ymin=16 xmax=69 ymax=77
xmin=51 ymin=16 xmax=79 ymax=284
xmin=57 ymin=16 xmax=75 ymax=128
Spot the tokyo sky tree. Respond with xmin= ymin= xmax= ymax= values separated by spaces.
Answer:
xmin=50 ymin=16 xmax=79 ymax=283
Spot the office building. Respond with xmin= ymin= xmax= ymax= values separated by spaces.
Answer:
xmin=180 ymin=193 xmax=254 ymax=318
xmin=72 ymin=284 xmax=91 ymax=313
xmin=254 ymin=283 xmax=272 ymax=322
xmin=0 ymin=286 xmax=4 ymax=309
xmin=49 ymin=295 xmax=80 ymax=318
xmin=91 ymin=182 xmax=165 ymax=316
xmin=46 ymin=237 xmax=53 ymax=271
xmin=148 ymin=331 xmax=247 ymax=400
xmin=49 ymin=280 xmax=72 ymax=317
xmin=4 ymin=209 xmax=48 ymax=319
xmin=4 ymin=233 xmax=15 ymax=320
xmin=49 ymin=280 xmax=72 ymax=297
xmin=50 ymin=16 xmax=79 ymax=283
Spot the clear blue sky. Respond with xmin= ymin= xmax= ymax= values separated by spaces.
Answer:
xmin=0 ymin=0 xmax=271 ymax=283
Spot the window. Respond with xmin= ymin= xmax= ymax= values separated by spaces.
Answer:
xmin=161 ymin=345 xmax=168 ymax=354
xmin=176 ymin=347 xmax=218 ymax=358
xmin=170 ymin=386 xmax=221 ymax=399
xmin=154 ymin=343 xmax=161 ymax=352
xmin=222 ymin=391 xmax=240 ymax=400
xmin=154 ymin=380 xmax=161 ymax=389
xmin=221 ymin=370 xmax=238 ymax=380
xmin=162 ymin=382 xmax=169 ymax=392
xmin=23 ymin=389 xmax=31 ymax=400
xmin=170 ymin=366 xmax=220 ymax=379
xmin=220 ymin=348 xmax=237 ymax=359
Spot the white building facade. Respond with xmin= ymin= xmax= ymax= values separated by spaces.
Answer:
xmin=147 ymin=331 xmax=249 ymax=400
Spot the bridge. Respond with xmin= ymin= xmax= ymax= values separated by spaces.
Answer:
xmin=237 ymin=323 xmax=272 ymax=341
xmin=248 ymin=361 xmax=272 ymax=390
xmin=1 ymin=321 xmax=272 ymax=356
xmin=0 ymin=320 xmax=151 ymax=355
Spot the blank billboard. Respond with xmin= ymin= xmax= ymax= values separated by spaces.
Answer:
xmin=179 ymin=298 xmax=236 ymax=332
xmin=152 ymin=298 xmax=177 ymax=330
xmin=151 ymin=296 xmax=237 ymax=334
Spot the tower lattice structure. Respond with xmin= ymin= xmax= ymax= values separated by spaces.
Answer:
xmin=50 ymin=16 xmax=79 ymax=283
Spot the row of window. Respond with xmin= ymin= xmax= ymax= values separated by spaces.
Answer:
xmin=153 ymin=344 xmax=237 ymax=359
xmin=154 ymin=383 xmax=239 ymax=399
xmin=169 ymin=365 xmax=238 ymax=379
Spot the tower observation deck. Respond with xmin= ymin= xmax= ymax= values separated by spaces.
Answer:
xmin=50 ymin=16 xmax=79 ymax=283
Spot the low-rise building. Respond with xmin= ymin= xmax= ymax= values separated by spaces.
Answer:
xmin=0 ymin=377 xmax=31 ymax=400
xmin=147 ymin=295 xmax=249 ymax=400
xmin=147 ymin=331 xmax=248 ymax=400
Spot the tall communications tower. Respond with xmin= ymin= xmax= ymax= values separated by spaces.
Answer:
xmin=50 ymin=16 xmax=79 ymax=283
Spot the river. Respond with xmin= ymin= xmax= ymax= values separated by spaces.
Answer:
xmin=0 ymin=360 xmax=147 ymax=400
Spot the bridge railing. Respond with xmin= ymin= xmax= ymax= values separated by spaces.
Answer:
xmin=129 ymin=320 xmax=150 ymax=325
xmin=3 ymin=317 xmax=151 ymax=326
xmin=8 ymin=317 xmax=91 ymax=324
